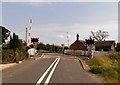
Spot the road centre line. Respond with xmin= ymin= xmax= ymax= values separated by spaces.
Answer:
xmin=44 ymin=57 xmax=60 ymax=85
xmin=36 ymin=58 xmax=58 ymax=85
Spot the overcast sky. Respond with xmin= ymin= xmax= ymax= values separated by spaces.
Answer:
xmin=1 ymin=1 xmax=118 ymax=46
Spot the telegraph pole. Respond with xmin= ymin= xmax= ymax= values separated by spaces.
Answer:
xmin=67 ymin=32 xmax=69 ymax=48
xmin=26 ymin=27 xmax=27 ymax=45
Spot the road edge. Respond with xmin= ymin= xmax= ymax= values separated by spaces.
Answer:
xmin=75 ymin=57 xmax=90 ymax=71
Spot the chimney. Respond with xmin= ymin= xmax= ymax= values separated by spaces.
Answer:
xmin=76 ymin=34 xmax=79 ymax=40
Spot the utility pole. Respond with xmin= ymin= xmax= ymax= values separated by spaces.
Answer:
xmin=26 ymin=27 xmax=27 ymax=45
xmin=67 ymin=32 xmax=69 ymax=48
xmin=27 ymin=19 xmax=32 ymax=46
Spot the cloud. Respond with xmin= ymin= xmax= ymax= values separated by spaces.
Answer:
xmin=26 ymin=19 xmax=117 ymax=45
xmin=24 ymin=2 xmax=58 ymax=6
xmin=57 ymin=35 xmax=65 ymax=39
xmin=25 ymin=2 xmax=45 ymax=6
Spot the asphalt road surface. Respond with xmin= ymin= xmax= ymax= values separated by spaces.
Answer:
xmin=2 ymin=53 xmax=104 ymax=85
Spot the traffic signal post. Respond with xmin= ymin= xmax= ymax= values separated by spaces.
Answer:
xmin=85 ymin=38 xmax=95 ymax=58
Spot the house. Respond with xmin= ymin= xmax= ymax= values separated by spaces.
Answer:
xmin=65 ymin=34 xmax=116 ymax=55
xmin=95 ymin=41 xmax=116 ymax=51
xmin=70 ymin=34 xmax=86 ymax=50
xmin=70 ymin=34 xmax=116 ymax=51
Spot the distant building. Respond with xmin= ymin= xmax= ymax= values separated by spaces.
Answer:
xmin=70 ymin=34 xmax=86 ymax=50
xmin=95 ymin=41 xmax=116 ymax=51
xmin=65 ymin=34 xmax=116 ymax=55
xmin=69 ymin=34 xmax=116 ymax=51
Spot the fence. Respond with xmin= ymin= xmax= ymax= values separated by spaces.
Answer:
xmin=64 ymin=50 xmax=109 ymax=57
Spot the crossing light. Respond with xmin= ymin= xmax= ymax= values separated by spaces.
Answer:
xmin=31 ymin=38 xmax=39 ymax=43
xmin=86 ymin=39 xmax=94 ymax=44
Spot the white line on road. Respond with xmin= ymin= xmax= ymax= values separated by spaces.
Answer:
xmin=40 ymin=54 xmax=44 ymax=58
xmin=36 ymin=58 xmax=58 ymax=85
xmin=44 ymin=57 xmax=60 ymax=85
xmin=35 ymin=54 xmax=44 ymax=60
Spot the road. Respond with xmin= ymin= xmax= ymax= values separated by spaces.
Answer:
xmin=2 ymin=53 xmax=104 ymax=85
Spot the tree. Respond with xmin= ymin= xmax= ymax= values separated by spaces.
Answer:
xmin=64 ymin=46 xmax=69 ymax=50
xmin=91 ymin=30 xmax=109 ymax=41
xmin=37 ymin=42 xmax=62 ymax=53
xmin=0 ymin=26 xmax=10 ymax=44
xmin=9 ymin=33 xmax=22 ymax=50
xmin=37 ymin=42 xmax=46 ymax=50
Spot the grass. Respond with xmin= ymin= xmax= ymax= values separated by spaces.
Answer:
xmin=37 ymin=50 xmax=63 ymax=54
xmin=37 ymin=50 xmax=50 ymax=53
xmin=85 ymin=52 xmax=120 ymax=83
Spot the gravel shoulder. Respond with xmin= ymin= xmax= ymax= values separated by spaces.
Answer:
xmin=0 ymin=63 xmax=17 ymax=70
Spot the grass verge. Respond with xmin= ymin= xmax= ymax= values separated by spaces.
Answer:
xmin=85 ymin=52 xmax=120 ymax=83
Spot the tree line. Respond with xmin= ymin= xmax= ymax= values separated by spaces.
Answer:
xmin=36 ymin=43 xmax=68 ymax=53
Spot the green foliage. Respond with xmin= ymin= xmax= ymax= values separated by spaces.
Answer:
xmin=2 ymin=32 xmax=28 ymax=63
xmin=9 ymin=33 xmax=22 ymax=50
xmin=2 ymin=48 xmax=28 ymax=64
xmin=86 ymin=58 xmax=101 ymax=66
xmin=0 ymin=26 xmax=10 ymax=44
xmin=89 ymin=66 xmax=105 ymax=74
xmin=37 ymin=42 xmax=62 ymax=53
xmin=2 ymin=44 xmax=9 ymax=49
xmin=64 ymin=46 xmax=69 ymax=50
xmin=37 ymin=42 xmax=46 ymax=50
xmin=29 ymin=44 xmax=34 ymax=48
xmin=37 ymin=50 xmax=50 ymax=53
xmin=108 ymin=53 xmax=120 ymax=62
xmin=103 ymin=67 xmax=118 ymax=78
xmin=85 ymin=53 xmax=119 ymax=83
xmin=2 ymin=50 xmax=15 ymax=63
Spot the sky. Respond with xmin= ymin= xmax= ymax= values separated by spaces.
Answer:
xmin=1 ymin=1 xmax=119 ymax=46
xmin=118 ymin=2 xmax=120 ymax=42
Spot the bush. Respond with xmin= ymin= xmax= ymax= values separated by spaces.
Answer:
xmin=86 ymin=58 xmax=101 ymax=66
xmin=2 ymin=49 xmax=28 ymax=64
xmin=103 ymin=68 xmax=118 ymax=79
xmin=89 ymin=66 xmax=105 ymax=74
xmin=108 ymin=53 xmax=120 ymax=61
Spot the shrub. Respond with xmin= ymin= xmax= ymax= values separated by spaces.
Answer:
xmin=2 ymin=49 xmax=15 ymax=63
xmin=2 ymin=49 xmax=28 ymax=64
xmin=108 ymin=53 xmax=119 ymax=61
xmin=86 ymin=58 xmax=101 ymax=66
xmin=89 ymin=66 xmax=105 ymax=74
xmin=103 ymin=68 xmax=118 ymax=79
